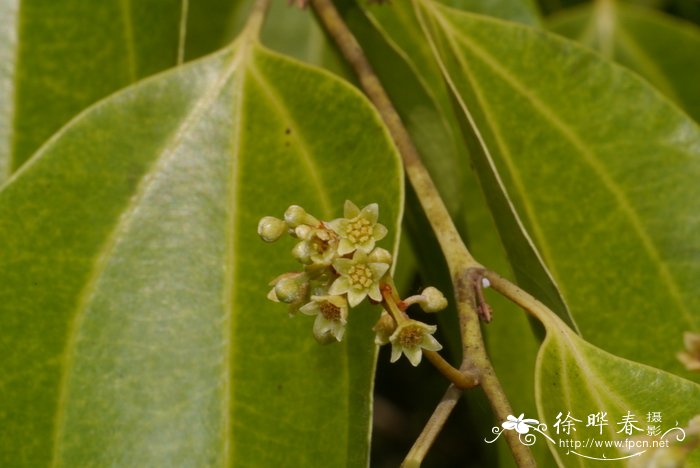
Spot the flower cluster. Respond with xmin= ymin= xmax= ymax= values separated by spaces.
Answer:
xmin=259 ymin=201 xmax=448 ymax=366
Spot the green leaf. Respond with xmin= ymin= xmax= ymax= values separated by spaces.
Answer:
xmin=548 ymin=0 xmax=700 ymax=122
xmin=342 ymin=0 xmax=574 ymax=328
xmin=437 ymin=0 xmax=541 ymax=24
xmin=335 ymin=0 xmax=469 ymax=216
xmin=536 ymin=317 xmax=700 ymax=466
xmin=0 ymin=30 xmax=403 ymax=465
xmin=184 ymin=0 xmax=249 ymax=61
xmin=0 ymin=0 xmax=185 ymax=182
xmin=416 ymin=0 xmax=700 ymax=376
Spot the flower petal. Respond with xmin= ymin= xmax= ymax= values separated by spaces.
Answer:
xmin=390 ymin=344 xmax=403 ymax=363
xmin=325 ymin=218 xmax=345 ymax=234
xmin=328 ymin=277 xmax=350 ymax=296
xmin=355 ymin=239 xmax=376 ymax=254
xmin=330 ymin=321 xmax=346 ymax=341
xmin=367 ymin=283 xmax=382 ymax=302
xmin=369 ymin=262 xmax=390 ymax=279
xmin=344 ymin=200 xmax=360 ymax=218
xmin=404 ymin=346 xmax=423 ymax=366
xmin=373 ymin=223 xmax=388 ymax=241
xmin=347 ymin=288 xmax=367 ymax=308
xmin=332 ymin=257 xmax=353 ymax=275
xmin=314 ymin=314 xmax=332 ymax=336
xmin=502 ymin=421 xmax=517 ymax=430
xmin=421 ymin=334 xmax=443 ymax=352
xmin=337 ymin=238 xmax=355 ymax=256
xmin=360 ymin=203 xmax=379 ymax=224
xmin=299 ymin=301 xmax=319 ymax=316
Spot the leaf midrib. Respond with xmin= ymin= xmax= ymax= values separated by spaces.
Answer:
xmin=49 ymin=47 xmax=243 ymax=467
xmin=119 ymin=0 xmax=138 ymax=82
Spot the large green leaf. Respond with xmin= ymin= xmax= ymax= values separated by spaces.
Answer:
xmin=0 ymin=0 xmax=185 ymax=182
xmin=340 ymin=0 xmax=574 ymax=329
xmin=0 ymin=28 xmax=403 ymax=465
xmin=416 ymin=0 xmax=700 ymax=376
xmin=535 ymin=315 xmax=700 ymax=466
xmin=335 ymin=0 xmax=469 ymax=216
xmin=548 ymin=0 xmax=700 ymax=122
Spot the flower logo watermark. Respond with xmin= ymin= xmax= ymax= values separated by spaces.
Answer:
xmin=485 ymin=413 xmax=555 ymax=447
xmin=485 ymin=411 xmax=697 ymax=463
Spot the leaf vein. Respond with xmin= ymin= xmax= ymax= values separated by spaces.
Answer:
xmin=49 ymin=47 xmax=242 ymax=466
xmin=445 ymin=18 xmax=696 ymax=329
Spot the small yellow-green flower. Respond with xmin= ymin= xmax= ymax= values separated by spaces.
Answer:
xmin=330 ymin=250 xmax=389 ymax=307
xmin=389 ymin=320 xmax=442 ymax=366
xmin=300 ymin=295 xmax=349 ymax=342
xmin=292 ymin=227 xmax=338 ymax=265
xmin=327 ymin=201 xmax=388 ymax=255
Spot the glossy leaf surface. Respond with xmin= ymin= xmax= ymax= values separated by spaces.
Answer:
xmin=344 ymin=0 xmax=574 ymax=327
xmin=0 ymin=31 xmax=403 ymax=466
xmin=0 ymin=0 xmax=185 ymax=181
xmin=417 ymin=0 xmax=700 ymax=376
xmin=549 ymin=0 xmax=700 ymax=122
xmin=536 ymin=317 xmax=700 ymax=466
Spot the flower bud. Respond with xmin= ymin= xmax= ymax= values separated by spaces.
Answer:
xmin=419 ymin=286 xmax=448 ymax=313
xmin=368 ymin=247 xmax=393 ymax=265
xmin=294 ymin=224 xmax=312 ymax=240
xmin=269 ymin=272 xmax=309 ymax=304
xmin=284 ymin=205 xmax=319 ymax=228
xmin=373 ymin=311 xmax=397 ymax=345
xmin=291 ymin=241 xmax=312 ymax=264
xmin=257 ymin=216 xmax=287 ymax=242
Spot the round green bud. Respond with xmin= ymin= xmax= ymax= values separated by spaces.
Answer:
xmin=273 ymin=273 xmax=309 ymax=304
xmin=257 ymin=216 xmax=287 ymax=242
xmin=419 ymin=286 xmax=448 ymax=313
xmin=284 ymin=205 xmax=319 ymax=228
xmin=291 ymin=241 xmax=312 ymax=264
xmin=294 ymin=225 xmax=313 ymax=240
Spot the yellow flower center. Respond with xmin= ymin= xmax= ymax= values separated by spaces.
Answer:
xmin=348 ymin=264 xmax=374 ymax=288
xmin=398 ymin=325 xmax=424 ymax=347
xmin=347 ymin=218 xmax=372 ymax=244
xmin=319 ymin=301 xmax=341 ymax=321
